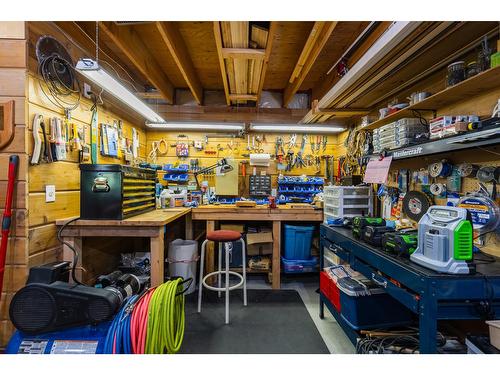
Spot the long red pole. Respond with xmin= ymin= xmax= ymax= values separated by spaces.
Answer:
xmin=0 ymin=155 xmax=19 ymax=298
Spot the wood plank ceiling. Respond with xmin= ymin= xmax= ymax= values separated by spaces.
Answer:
xmin=54 ymin=21 xmax=369 ymax=109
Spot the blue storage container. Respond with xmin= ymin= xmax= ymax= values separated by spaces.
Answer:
xmin=337 ymin=278 xmax=413 ymax=330
xmin=283 ymin=224 xmax=315 ymax=260
xmin=281 ymin=256 xmax=318 ymax=273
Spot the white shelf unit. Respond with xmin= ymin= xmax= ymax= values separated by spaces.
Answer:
xmin=323 ymin=185 xmax=373 ymax=222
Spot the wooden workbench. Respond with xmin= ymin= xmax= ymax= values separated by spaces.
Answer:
xmin=191 ymin=204 xmax=324 ymax=289
xmin=56 ymin=208 xmax=192 ymax=286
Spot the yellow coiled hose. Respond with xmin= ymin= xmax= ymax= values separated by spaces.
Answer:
xmin=145 ymin=278 xmax=185 ymax=354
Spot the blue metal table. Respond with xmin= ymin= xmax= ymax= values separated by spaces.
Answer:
xmin=319 ymin=225 xmax=500 ymax=353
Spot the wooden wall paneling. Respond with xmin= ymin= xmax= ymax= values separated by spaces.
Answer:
xmin=0 ymin=321 xmax=15 ymax=346
xmin=2 ymin=126 xmax=27 ymax=154
xmin=0 ymin=22 xmax=26 ymax=39
xmin=0 ymin=39 xmax=27 ymax=68
xmin=28 ymin=191 xmax=79 ymax=227
xmin=28 ymin=246 xmax=62 ymax=268
xmin=0 ymin=209 xmax=27 ymax=237
xmin=0 ymin=181 xmax=27 ymax=209
xmin=0 ymin=153 xmax=28 ymax=181
xmin=0 ymin=96 xmax=25 ymax=125
xmin=0 ymin=69 xmax=26 ymax=97
xmin=0 ymin=293 xmax=13 ymax=319
xmin=28 ymin=223 xmax=60 ymax=255
xmin=4 ymin=237 xmax=28 ymax=265
xmin=1 ymin=265 xmax=28 ymax=293
xmin=29 ymin=162 xmax=80 ymax=193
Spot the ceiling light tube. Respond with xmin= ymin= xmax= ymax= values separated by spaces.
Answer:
xmin=76 ymin=58 xmax=165 ymax=123
xmin=146 ymin=122 xmax=245 ymax=131
xmin=249 ymin=124 xmax=345 ymax=134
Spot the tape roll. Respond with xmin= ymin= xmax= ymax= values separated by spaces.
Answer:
xmin=457 ymin=163 xmax=479 ymax=178
xmin=428 ymin=160 xmax=453 ymax=178
xmin=458 ymin=195 xmax=500 ymax=234
xmin=477 ymin=166 xmax=497 ymax=183
xmin=430 ymin=183 xmax=446 ymax=196
xmin=402 ymin=191 xmax=433 ymax=222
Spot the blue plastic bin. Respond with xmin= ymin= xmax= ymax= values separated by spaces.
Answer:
xmin=283 ymin=224 xmax=315 ymax=260
xmin=338 ymin=286 xmax=413 ymax=330
xmin=281 ymin=257 xmax=318 ymax=273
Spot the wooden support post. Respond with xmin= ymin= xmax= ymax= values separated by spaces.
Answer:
xmin=150 ymin=227 xmax=165 ymax=286
xmin=272 ymin=221 xmax=281 ymax=289
xmin=63 ymin=236 xmax=83 ymax=283
xmin=185 ymin=214 xmax=193 ymax=240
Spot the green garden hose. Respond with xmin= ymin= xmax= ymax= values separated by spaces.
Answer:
xmin=145 ymin=279 xmax=185 ymax=354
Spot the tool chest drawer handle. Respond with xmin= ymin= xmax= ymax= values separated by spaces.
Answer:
xmin=328 ymin=244 xmax=338 ymax=253
xmin=371 ymin=273 xmax=388 ymax=288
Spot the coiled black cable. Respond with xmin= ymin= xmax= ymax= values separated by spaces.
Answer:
xmin=38 ymin=54 xmax=81 ymax=112
xmin=56 ymin=217 xmax=83 ymax=285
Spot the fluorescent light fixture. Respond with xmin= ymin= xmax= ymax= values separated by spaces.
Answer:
xmin=76 ymin=59 xmax=165 ymax=123
xmin=146 ymin=122 xmax=245 ymax=131
xmin=250 ymin=123 xmax=345 ymax=134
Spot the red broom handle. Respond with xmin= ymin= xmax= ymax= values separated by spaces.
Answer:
xmin=0 ymin=155 xmax=19 ymax=297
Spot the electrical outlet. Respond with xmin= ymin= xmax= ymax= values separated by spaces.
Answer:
xmin=45 ymin=185 xmax=56 ymax=203
xmin=83 ymin=82 xmax=92 ymax=99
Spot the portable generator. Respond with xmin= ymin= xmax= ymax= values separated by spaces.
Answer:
xmin=382 ymin=230 xmax=418 ymax=256
xmin=410 ymin=206 xmax=473 ymax=274
xmin=352 ymin=217 xmax=385 ymax=239
xmin=362 ymin=225 xmax=395 ymax=247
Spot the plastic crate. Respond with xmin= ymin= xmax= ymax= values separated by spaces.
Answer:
xmin=281 ymin=257 xmax=318 ymax=273
xmin=283 ymin=224 xmax=315 ymax=260
xmin=320 ymin=271 xmax=341 ymax=311
xmin=338 ymin=285 xmax=413 ymax=330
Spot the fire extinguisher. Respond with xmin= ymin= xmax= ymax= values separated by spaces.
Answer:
xmin=0 ymin=155 xmax=19 ymax=298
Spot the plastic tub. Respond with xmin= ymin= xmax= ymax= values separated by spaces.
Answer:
xmin=486 ymin=320 xmax=500 ymax=350
xmin=283 ymin=224 xmax=315 ymax=260
xmin=337 ymin=278 xmax=413 ymax=330
xmin=281 ymin=257 xmax=318 ymax=273
xmin=167 ymin=239 xmax=199 ymax=294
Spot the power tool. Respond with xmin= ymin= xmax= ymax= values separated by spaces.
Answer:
xmin=382 ymin=230 xmax=418 ymax=256
xmin=410 ymin=206 xmax=473 ymax=274
xmin=362 ymin=225 xmax=395 ymax=247
xmin=352 ymin=217 xmax=386 ymax=239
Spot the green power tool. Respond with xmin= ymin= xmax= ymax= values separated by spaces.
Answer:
xmin=382 ymin=230 xmax=418 ymax=256
xmin=352 ymin=217 xmax=385 ymax=239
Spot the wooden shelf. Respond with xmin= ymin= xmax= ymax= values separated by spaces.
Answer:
xmin=363 ymin=65 xmax=500 ymax=130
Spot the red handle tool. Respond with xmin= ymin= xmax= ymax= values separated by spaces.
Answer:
xmin=0 ymin=155 xmax=19 ymax=298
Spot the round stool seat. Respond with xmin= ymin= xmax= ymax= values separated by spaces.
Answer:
xmin=206 ymin=230 xmax=241 ymax=242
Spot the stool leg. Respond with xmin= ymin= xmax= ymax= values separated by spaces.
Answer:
xmin=240 ymin=238 xmax=247 ymax=306
xmin=198 ymin=239 xmax=207 ymax=313
xmin=218 ymin=242 xmax=222 ymax=298
xmin=225 ymin=241 xmax=230 ymax=324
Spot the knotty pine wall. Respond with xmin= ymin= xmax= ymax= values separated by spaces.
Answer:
xmin=0 ymin=21 xmax=28 ymax=347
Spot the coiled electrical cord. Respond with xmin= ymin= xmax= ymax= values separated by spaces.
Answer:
xmin=130 ymin=287 xmax=156 ymax=354
xmin=104 ymin=294 xmax=140 ymax=354
xmin=145 ymin=278 xmax=186 ymax=354
xmin=57 ymin=217 xmax=83 ymax=285
xmin=38 ymin=54 xmax=81 ymax=112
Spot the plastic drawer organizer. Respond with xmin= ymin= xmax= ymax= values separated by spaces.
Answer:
xmin=278 ymin=176 xmax=324 ymax=204
xmin=323 ymin=185 xmax=373 ymax=222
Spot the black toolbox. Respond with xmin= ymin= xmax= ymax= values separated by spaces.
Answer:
xmin=80 ymin=164 xmax=156 ymax=220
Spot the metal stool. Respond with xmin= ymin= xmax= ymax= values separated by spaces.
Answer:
xmin=197 ymin=230 xmax=247 ymax=324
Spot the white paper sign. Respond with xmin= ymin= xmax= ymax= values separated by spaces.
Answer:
xmin=363 ymin=156 xmax=393 ymax=184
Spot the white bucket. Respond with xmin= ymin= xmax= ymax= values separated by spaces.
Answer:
xmin=167 ymin=239 xmax=199 ymax=294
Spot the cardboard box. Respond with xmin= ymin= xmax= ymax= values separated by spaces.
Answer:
xmin=246 ymin=231 xmax=273 ymax=256
xmin=220 ymin=224 xmax=245 ymax=233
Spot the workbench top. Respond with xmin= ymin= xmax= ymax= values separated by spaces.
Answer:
xmin=56 ymin=207 xmax=192 ymax=227
xmin=192 ymin=204 xmax=323 ymax=221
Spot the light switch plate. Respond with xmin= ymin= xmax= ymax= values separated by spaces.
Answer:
xmin=45 ymin=185 xmax=56 ymax=202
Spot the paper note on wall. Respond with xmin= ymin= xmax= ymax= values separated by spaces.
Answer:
xmin=363 ymin=156 xmax=393 ymax=184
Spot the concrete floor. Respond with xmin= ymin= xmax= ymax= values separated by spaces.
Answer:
xmin=246 ymin=274 xmax=355 ymax=354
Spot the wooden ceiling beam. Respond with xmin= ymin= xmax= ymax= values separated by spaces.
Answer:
xmin=222 ymin=48 xmax=266 ymax=60
xmin=311 ymin=99 xmax=369 ymax=117
xmin=98 ymin=21 xmax=175 ymax=103
xmin=256 ymin=22 xmax=276 ymax=103
xmin=155 ymin=21 xmax=203 ymax=105
xmin=283 ymin=21 xmax=338 ymax=107
xmin=213 ymin=22 xmax=231 ymax=106
xmin=228 ymin=94 xmax=258 ymax=101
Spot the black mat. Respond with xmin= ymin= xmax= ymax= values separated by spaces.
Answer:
xmin=180 ymin=289 xmax=329 ymax=354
